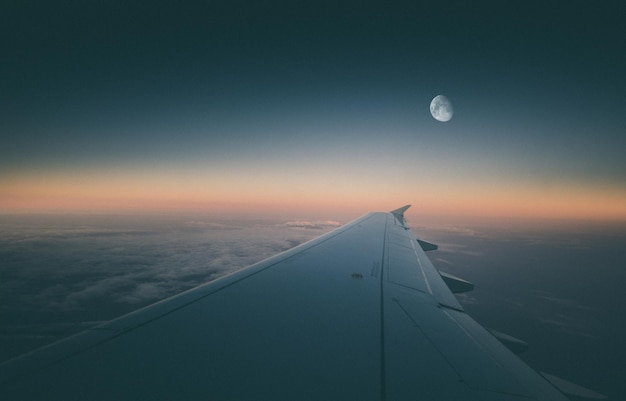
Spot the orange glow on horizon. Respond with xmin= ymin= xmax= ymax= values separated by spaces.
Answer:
xmin=2 ymin=170 xmax=625 ymax=222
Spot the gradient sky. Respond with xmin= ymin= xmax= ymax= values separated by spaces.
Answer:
xmin=2 ymin=1 xmax=625 ymax=220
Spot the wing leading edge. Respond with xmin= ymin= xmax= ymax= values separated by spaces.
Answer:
xmin=1 ymin=207 xmax=572 ymax=400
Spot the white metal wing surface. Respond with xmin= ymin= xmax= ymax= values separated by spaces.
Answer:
xmin=0 ymin=207 xmax=575 ymax=400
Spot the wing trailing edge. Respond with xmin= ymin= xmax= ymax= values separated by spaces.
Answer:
xmin=541 ymin=373 xmax=607 ymax=400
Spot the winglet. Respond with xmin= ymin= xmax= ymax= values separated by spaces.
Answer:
xmin=390 ymin=205 xmax=411 ymax=217
xmin=390 ymin=205 xmax=411 ymax=227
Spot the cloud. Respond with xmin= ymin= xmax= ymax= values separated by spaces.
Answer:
xmin=0 ymin=215 xmax=344 ymax=361
xmin=281 ymin=220 xmax=342 ymax=229
xmin=532 ymin=290 xmax=594 ymax=312
xmin=183 ymin=221 xmax=241 ymax=230
xmin=455 ymin=293 xmax=480 ymax=306
xmin=530 ymin=290 xmax=595 ymax=338
xmin=435 ymin=242 xmax=484 ymax=257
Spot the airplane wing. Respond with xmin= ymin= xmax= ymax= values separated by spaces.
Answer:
xmin=0 ymin=207 xmax=579 ymax=400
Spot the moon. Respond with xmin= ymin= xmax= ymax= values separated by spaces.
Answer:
xmin=430 ymin=95 xmax=453 ymax=122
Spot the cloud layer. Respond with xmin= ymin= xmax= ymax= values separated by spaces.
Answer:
xmin=0 ymin=214 xmax=340 ymax=360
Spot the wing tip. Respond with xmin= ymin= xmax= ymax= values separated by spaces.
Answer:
xmin=390 ymin=205 xmax=411 ymax=217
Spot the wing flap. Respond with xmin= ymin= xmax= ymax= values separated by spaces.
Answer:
xmin=439 ymin=270 xmax=475 ymax=293
xmin=488 ymin=328 xmax=529 ymax=355
xmin=417 ymin=238 xmax=439 ymax=251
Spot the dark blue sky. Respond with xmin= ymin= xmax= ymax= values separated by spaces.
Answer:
xmin=1 ymin=1 xmax=625 ymax=218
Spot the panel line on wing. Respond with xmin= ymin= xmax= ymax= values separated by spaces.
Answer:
xmin=389 ymin=297 xmax=465 ymax=383
xmin=410 ymin=236 xmax=433 ymax=295
xmin=378 ymin=214 xmax=389 ymax=401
